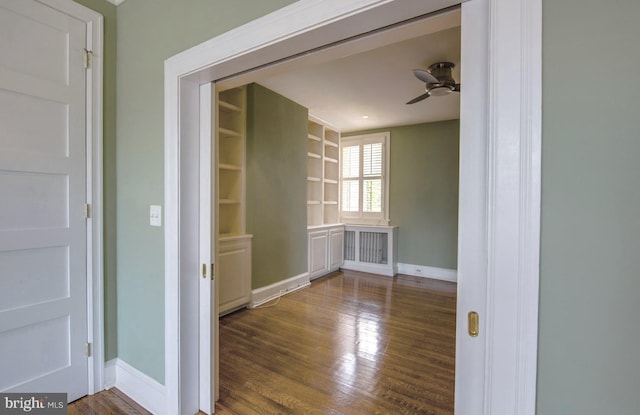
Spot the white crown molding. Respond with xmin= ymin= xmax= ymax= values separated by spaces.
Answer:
xmin=104 ymin=0 xmax=126 ymax=6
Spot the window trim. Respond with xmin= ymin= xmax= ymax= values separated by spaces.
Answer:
xmin=340 ymin=131 xmax=390 ymax=225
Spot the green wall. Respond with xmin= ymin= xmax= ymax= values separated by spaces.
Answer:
xmin=538 ymin=0 xmax=640 ymax=413
xmin=344 ymin=120 xmax=460 ymax=270
xmin=71 ymin=0 xmax=118 ymax=362
xmin=246 ymin=84 xmax=308 ymax=288
xmin=115 ymin=0 xmax=297 ymax=384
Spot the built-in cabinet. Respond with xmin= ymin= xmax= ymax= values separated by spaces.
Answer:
xmin=218 ymin=235 xmax=252 ymax=315
xmin=307 ymin=116 xmax=344 ymax=279
xmin=216 ymin=86 xmax=251 ymax=314
xmin=343 ymin=225 xmax=398 ymax=277
xmin=328 ymin=227 xmax=345 ymax=270
xmin=308 ymin=224 xmax=344 ymax=280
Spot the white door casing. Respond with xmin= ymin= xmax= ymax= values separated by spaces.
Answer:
xmin=0 ymin=0 xmax=104 ymax=398
xmin=164 ymin=0 xmax=541 ymax=414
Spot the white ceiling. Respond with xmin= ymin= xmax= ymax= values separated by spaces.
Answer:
xmin=221 ymin=9 xmax=461 ymax=132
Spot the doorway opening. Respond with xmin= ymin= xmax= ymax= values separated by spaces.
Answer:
xmin=211 ymin=7 xmax=461 ymax=410
xmin=164 ymin=0 xmax=541 ymax=414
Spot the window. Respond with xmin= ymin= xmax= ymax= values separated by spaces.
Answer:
xmin=340 ymin=132 xmax=390 ymax=225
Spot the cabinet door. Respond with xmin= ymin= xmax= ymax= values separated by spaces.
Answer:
xmin=219 ymin=239 xmax=251 ymax=315
xmin=308 ymin=230 xmax=329 ymax=278
xmin=329 ymin=228 xmax=344 ymax=270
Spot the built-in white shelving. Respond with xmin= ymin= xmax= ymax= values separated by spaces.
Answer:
xmin=216 ymin=86 xmax=251 ymax=314
xmin=307 ymin=117 xmax=341 ymax=226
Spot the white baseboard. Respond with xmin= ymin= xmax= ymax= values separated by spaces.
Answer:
xmin=111 ymin=358 xmax=167 ymax=415
xmin=250 ymin=272 xmax=310 ymax=307
xmin=104 ymin=359 xmax=117 ymax=389
xmin=342 ymin=260 xmax=396 ymax=277
xmin=397 ymin=263 xmax=457 ymax=282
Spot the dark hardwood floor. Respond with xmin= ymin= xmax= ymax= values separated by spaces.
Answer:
xmin=70 ymin=270 xmax=456 ymax=414
xmin=68 ymin=387 xmax=151 ymax=414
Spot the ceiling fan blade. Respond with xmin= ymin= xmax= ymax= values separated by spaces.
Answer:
xmin=413 ymin=69 xmax=439 ymax=84
xmin=406 ymin=92 xmax=430 ymax=105
xmin=453 ymin=83 xmax=461 ymax=92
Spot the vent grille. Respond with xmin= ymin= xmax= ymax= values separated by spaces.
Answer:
xmin=345 ymin=230 xmax=356 ymax=261
xmin=359 ymin=231 xmax=388 ymax=264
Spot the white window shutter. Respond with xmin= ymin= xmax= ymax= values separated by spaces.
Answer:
xmin=342 ymin=145 xmax=360 ymax=178
xmin=363 ymin=142 xmax=382 ymax=176
xmin=340 ymin=132 xmax=389 ymax=223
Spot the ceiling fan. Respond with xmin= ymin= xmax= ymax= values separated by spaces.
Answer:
xmin=406 ymin=62 xmax=461 ymax=104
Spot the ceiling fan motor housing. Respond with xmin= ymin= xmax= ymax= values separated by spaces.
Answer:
xmin=427 ymin=62 xmax=456 ymax=90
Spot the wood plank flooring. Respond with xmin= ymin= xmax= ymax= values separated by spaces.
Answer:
xmin=68 ymin=387 xmax=152 ymax=414
xmin=69 ymin=270 xmax=456 ymax=414
xmin=216 ymin=270 xmax=456 ymax=415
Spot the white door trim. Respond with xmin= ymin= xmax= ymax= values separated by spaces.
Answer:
xmin=36 ymin=0 xmax=105 ymax=395
xmin=164 ymin=0 xmax=541 ymax=414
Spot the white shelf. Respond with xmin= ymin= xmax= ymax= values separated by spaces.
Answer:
xmin=219 ymin=199 xmax=240 ymax=204
xmin=218 ymin=100 xmax=241 ymax=112
xmin=218 ymin=127 xmax=240 ymax=138
xmin=307 ymin=116 xmax=341 ymax=226
xmin=217 ymin=85 xmax=246 ymax=238
xmin=219 ymin=163 xmax=241 ymax=171
xmin=217 ymin=85 xmax=251 ymax=314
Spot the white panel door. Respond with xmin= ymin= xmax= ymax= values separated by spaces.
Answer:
xmin=0 ymin=0 xmax=88 ymax=402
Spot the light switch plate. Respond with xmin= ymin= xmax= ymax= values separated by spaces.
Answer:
xmin=150 ymin=205 xmax=162 ymax=227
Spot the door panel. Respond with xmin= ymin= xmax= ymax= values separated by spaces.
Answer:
xmin=218 ymin=239 xmax=251 ymax=314
xmin=329 ymin=228 xmax=344 ymax=270
xmin=309 ymin=230 xmax=328 ymax=277
xmin=0 ymin=0 xmax=88 ymax=402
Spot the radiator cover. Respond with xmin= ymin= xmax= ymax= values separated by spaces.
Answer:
xmin=342 ymin=225 xmax=398 ymax=276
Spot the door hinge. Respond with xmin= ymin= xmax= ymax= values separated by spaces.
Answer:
xmin=86 ymin=343 xmax=92 ymax=357
xmin=84 ymin=203 xmax=90 ymax=219
xmin=84 ymin=48 xmax=93 ymax=69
